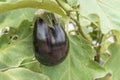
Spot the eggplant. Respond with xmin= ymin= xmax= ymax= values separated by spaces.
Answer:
xmin=33 ymin=15 xmax=69 ymax=66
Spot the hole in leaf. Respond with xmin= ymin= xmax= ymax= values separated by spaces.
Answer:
xmin=30 ymin=24 xmax=33 ymax=26
xmin=8 ymin=42 xmax=11 ymax=44
xmin=4 ymin=30 xmax=9 ymax=34
xmin=12 ymin=35 xmax=18 ymax=40
xmin=3 ymin=27 xmax=10 ymax=34
xmin=10 ymin=36 xmax=12 ymax=39
xmin=10 ymin=35 xmax=18 ymax=40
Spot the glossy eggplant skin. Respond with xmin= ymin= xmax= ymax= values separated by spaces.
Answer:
xmin=33 ymin=18 xmax=69 ymax=66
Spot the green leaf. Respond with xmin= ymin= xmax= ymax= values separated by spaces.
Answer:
xmin=79 ymin=0 xmax=120 ymax=34
xmin=20 ymin=57 xmax=41 ymax=73
xmin=112 ymin=30 xmax=120 ymax=43
xmin=0 ymin=68 xmax=49 ymax=80
xmin=67 ymin=0 xmax=80 ymax=7
xmin=0 ymin=0 xmax=66 ymax=17
xmin=100 ymin=32 xmax=113 ymax=54
xmin=0 ymin=20 xmax=34 ymax=68
xmin=0 ymin=8 xmax=36 ymax=28
xmin=41 ymin=35 xmax=106 ymax=80
xmin=104 ymin=43 xmax=120 ymax=80
xmin=56 ymin=0 xmax=72 ymax=11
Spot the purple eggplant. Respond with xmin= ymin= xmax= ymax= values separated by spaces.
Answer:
xmin=33 ymin=16 xmax=69 ymax=66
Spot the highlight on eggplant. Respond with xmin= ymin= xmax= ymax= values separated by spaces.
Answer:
xmin=33 ymin=12 xmax=69 ymax=66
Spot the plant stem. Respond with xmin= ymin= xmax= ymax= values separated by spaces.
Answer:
xmin=55 ymin=0 xmax=70 ymax=16
xmin=76 ymin=11 xmax=80 ymax=21
xmin=70 ymin=17 xmax=87 ymax=39
xmin=94 ymin=45 xmax=101 ymax=63
xmin=94 ymin=31 xmax=104 ymax=63
xmin=56 ymin=0 xmax=88 ymax=40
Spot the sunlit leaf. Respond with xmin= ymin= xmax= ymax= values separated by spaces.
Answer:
xmin=0 ymin=20 xmax=33 ymax=68
xmin=0 ymin=8 xmax=36 ymax=28
xmin=0 ymin=0 xmax=65 ymax=17
xmin=0 ymin=68 xmax=49 ymax=80
xmin=80 ymin=0 xmax=120 ymax=34
xmin=104 ymin=43 xmax=120 ymax=80
xmin=41 ymin=35 xmax=106 ymax=80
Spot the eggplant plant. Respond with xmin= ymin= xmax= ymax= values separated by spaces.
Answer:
xmin=0 ymin=0 xmax=120 ymax=80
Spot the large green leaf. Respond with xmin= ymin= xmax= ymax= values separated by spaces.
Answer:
xmin=104 ymin=43 xmax=120 ymax=80
xmin=79 ymin=0 xmax=120 ymax=34
xmin=0 ymin=68 xmax=49 ymax=80
xmin=0 ymin=20 xmax=34 ymax=69
xmin=0 ymin=19 xmax=107 ymax=80
xmin=0 ymin=8 xmax=36 ymax=28
xmin=0 ymin=0 xmax=66 ymax=17
xmin=41 ymin=35 xmax=107 ymax=80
